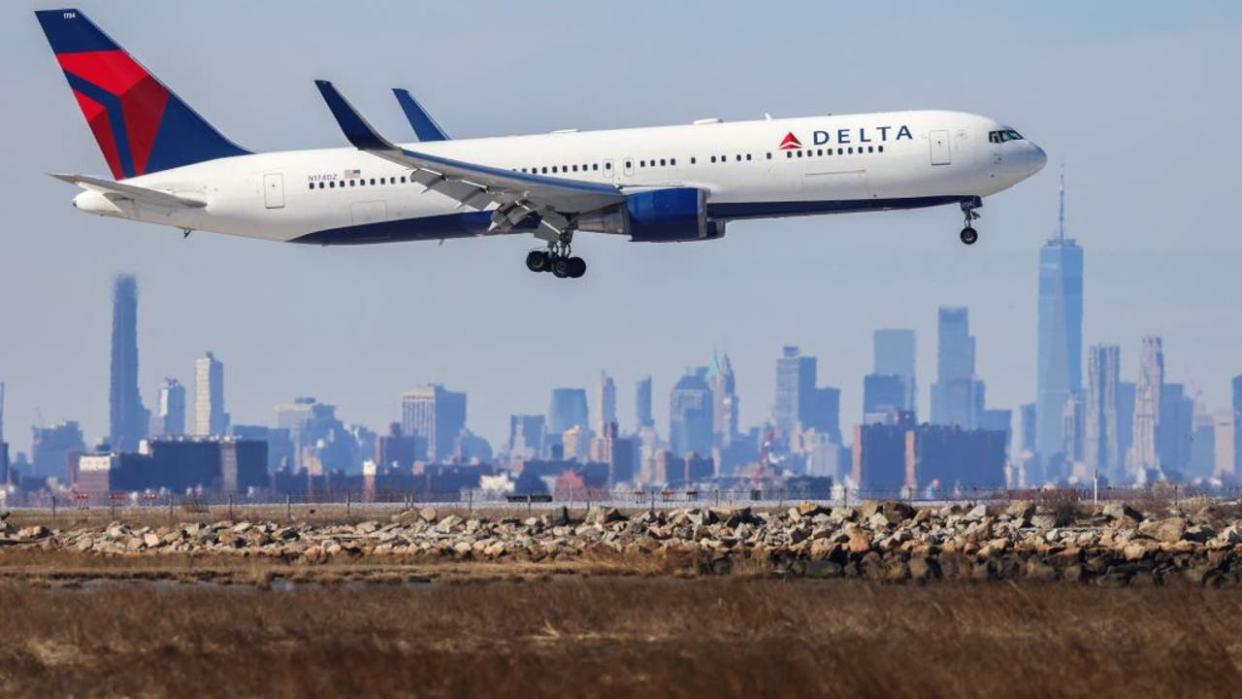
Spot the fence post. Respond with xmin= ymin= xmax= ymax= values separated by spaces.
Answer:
xmin=228 ymin=494 xmax=234 ymax=520
xmin=346 ymin=491 xmax=351 ymax=517
xmin=169 ymin=494 xmax=175 ymax=523
xmin=51 ymin=495 xmax=57 ymax=522
xmin=715 ymin=489 xmax=720 ymax=507
xmin=649 ymin=489 xmax=656 ymax=513
xmin=286 ymin=494 xmax=292 ymax=521
xmin=467 ymin=489 xmax=473 ymax=516
xmin=527 ymin=494 xmax=533 ymax=516
xmin=110 ymin=496 xmax=116 ymax=521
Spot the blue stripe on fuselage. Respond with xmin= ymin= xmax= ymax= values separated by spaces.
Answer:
xmin=290 ymin=196 xmax=974 ymax=246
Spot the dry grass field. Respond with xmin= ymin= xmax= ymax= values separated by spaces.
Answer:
xmin=0 ymin=577 xmax=1239 ymax=698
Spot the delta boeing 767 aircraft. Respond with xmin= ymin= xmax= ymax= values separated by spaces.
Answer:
xmin=38 ymin=9 xmax=1046 ymax=279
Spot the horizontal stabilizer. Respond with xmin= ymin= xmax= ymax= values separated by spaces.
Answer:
xmin=51 ymin=173 xmax=206 ymax=208
xmin=393 ymin=88 xmax=450 ymax=142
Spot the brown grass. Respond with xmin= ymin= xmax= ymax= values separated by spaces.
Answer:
xmin=0 ymin=578 xmax=1238 ymax=698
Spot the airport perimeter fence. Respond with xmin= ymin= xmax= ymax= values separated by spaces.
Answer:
xmin=5 ymin=482 xmax=1241 ymax=527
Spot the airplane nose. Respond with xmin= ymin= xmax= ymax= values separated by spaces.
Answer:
xmin=1029 ymin=144 xmax=1048 ymax=173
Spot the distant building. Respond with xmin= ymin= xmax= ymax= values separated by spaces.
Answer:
xmin=706 ymin=352 xmax=739 ymax=446
xmin=773 ymin=346 xmax=842 ymax=442
xmin=873 ymin=329 xmax=917 ymax=413
xmin=597 ymin=372 xmax=617 ymax=433
xmin=563 ymin=425 xmax=590 ymax=462
xmin=669 ymin=369 xmax=714 ymax=457
xmin=863 ymin=373 xmax=907 ymax=423
xmin=194 ymin=352 xmax=229 ymax=436
xmin=156 ymin=378 xmax=187 ymax=437
xmin=1157 ymin=383 xmax=1194 ymax=479
xmin=0 ymin=382 xmax=7 ymax=484
xmin=930 ymin=307 xmax=984 ymax=429
xmin=402 ymin=385 xmax=467 ymax=463
xmin=31 ymin=421 xmax=86 ymax=481
xmin=1035 ymin=178 xmax=1084 ymax=465
xmin=1085 ymin=345 xmax=1121 ymax=483
xmin=109 ymin=275 xmax=149 ymax=452
xmin=589 ymin=422 xmax=636 ymax=485
xmin=1117 ymin=381 xmax=1137 ymax=467
xmin=70 ymin=437 xmax=267 ymax=494
xmin=507 ymin=414 xmax=545 ymax=459
xmin=635 ymin=376 xmax=654 ymax=430
xmin=852 ymin=414 xmax=1007 ymax=494
xmin=548 ymin=388 xmax=589 ymax=435
xmin=375 ymin=423 xmax=423 ymax=472
xmin=231 ymin=424 xmax=295 ymax=473
xmin=1215 ymin=409 xmax=1236 ymax=482
xmin=1127 ymin=337 xmax=1163 ymax=482
xmin=1234 ymin=375 xmax=1242 ymax=476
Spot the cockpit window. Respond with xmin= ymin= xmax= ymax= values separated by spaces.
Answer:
xmin=988 ymin=129 xmax=1024 ymax=144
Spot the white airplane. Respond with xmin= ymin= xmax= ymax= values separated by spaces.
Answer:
xmin=39 ymin=9 xmax=1046 ymax=280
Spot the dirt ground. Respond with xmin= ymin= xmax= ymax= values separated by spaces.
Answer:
xmin=0 ymin=576 xmax=1238 ymax=698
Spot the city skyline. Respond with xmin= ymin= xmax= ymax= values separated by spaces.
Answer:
xmin=2 ymin=2 xmax=1241 ymax=460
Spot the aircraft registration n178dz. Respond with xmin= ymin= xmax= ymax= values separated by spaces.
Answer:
xmin=37 ymin=9 xmax=1046 ymax=280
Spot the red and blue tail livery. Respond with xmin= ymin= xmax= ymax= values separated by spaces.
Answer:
xmin=35 ymin=8 xmax=247 ymax=180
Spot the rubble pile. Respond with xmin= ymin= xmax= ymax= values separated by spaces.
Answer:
xmin=5 ymin=500 xmax=1242 ymax=585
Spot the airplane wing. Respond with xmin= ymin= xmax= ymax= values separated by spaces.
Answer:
xmin=315 ymin=81 xmax=626 ymax=235
xmin=50 ymin=173 xmax=206 ymax=208
xmin=393 ymin=88 xmax=450 ymax=142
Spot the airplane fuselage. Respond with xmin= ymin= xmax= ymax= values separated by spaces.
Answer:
xmin=74 ymin=109 xmax=1047 ymax=245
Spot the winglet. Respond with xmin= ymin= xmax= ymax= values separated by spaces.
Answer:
xmin=393 ymin=88 xmax=450 ymax=142
xmin=314 ymin=80 xmax=397 ymax=152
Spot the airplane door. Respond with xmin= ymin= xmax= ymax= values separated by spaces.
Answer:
xmin=603 ymin=159 xmax=615 ymax=179
xmin=263 ymin=172 xmax=285 ymax=209
xmin=623 ymin=158 xmax=634 ymax=177
xmin=929 ymin=130 xmax=951 ymax=166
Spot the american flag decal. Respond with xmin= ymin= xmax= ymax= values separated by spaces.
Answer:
xmin=344 ymin=169 xmax=361 ymax=178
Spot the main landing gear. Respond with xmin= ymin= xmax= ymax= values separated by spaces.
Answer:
xmin=526 ymin=238 xmax=586 ymax=279
xmin=960 ymin=198 xmax=982 ymax=246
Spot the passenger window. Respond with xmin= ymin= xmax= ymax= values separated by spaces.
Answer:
xmin=746 ymin=154 xmax=752 ymax=161
xmin=837 ymin=148 xmax=843 ymax=155
xmin=593 ymin=164 xmax=599 ymax=171
xmin=878 ymin=146 xmax=884 ymax=153
xmin=766 ymin=153 xmax=772 ymax=160
xmin=328 ymin=181 xmax=335 ymax=188
xmin=868 ymin=146 xmax=874 ymax=153
xmin=308 ymin=183 xmax=314 ymax=190
xmin=691 ymin=157 xmax=697 ymax=164
xmin=605 ymin=162 xmax=612 ymax=170
xmin=671 ymin=158 xmax=677 ymax=166
xmin=797 ymin=150 xmax=803 ymax=158
xmin=710 ymin=156 xmax=716 ymax=163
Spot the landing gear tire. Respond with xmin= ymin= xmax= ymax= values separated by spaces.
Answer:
xmin=567 ymin=257 xmax=587 ymax=279
xmin=526 ymin=250 xmax=551 ymax=273
xmin=960 ymin=227 xmax=978 ymax=246
xmin=551 ymin=256 xmax=573 ymax=278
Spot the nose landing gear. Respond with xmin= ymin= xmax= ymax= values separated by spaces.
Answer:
xmin=960 ymin=198 xmax=982 ymax=246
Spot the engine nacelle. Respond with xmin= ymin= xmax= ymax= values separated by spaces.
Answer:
xmin=624 ymin=188 xmax=708 ymax=242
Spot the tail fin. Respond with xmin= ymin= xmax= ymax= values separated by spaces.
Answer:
xmin=35 ymin=9 xmax=248 ymax=180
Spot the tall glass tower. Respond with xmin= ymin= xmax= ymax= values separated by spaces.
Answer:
xmin=1035 ymin=172 xmax=1084 ymax=463
xmin=109 ymin=275 xmax=148 ymax=452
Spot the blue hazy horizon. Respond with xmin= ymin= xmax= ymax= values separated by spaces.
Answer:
xmin=2 ymin=1 xmax=1240 ymax=452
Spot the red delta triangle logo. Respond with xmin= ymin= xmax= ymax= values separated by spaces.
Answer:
xmin=779 ymin=132 xmax=802 ymax=150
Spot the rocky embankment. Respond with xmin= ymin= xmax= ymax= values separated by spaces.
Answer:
xmin=5 ymin=501 xmax=1242 ymax=585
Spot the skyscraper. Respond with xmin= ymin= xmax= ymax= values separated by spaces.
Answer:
xmin=874 ymin=329 xmax=917 ymax=412
xmin=508 ymin=414 xmax=545 ymax=458
xmin=670 ymin=369 xmax=714 ymax=458
xmin=1128 ymin=337 xmax=1164 ymax=481
xmin=109 ymin=275 xmax=149 ymax=451
xmin=635 ymin=377 xmax=654 ymax=430
xmin=156 ymin=378 xmax=187 ymax=437
xmin=863 ymin=374 xmax=907 ymax=423
xmin=548 ymin=388 xmax=589 ymax=435
xmin=706 ymin=352 xmax=739 ymax=446
xmin=194 ymin=352 xmax=229 ymax=436
xmin=1157 ymin=383 xmax=1194 ymax=477
xmin=930 ymin=307 xmax=983 ymax=429
xmin=1085 ymin=345 xmax=1121 ymax=482
xmin=597 ymin=372 xmax=617 ymax=432
xmin=401 ymin=385 xmax=467 ymax=462
xmin=774 ymin=346 xmax=816 ymax=437
xmin=0 ymin=382 xmax=7 ymax=484
xmin=1234 ymin=375 xmax=1242 ymax=475
xmin=1035 ymin=174 xmax=1084 ymax=462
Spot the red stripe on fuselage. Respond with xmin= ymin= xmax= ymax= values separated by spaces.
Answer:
xmin=72 ymin=89 xmax=122 ymax=179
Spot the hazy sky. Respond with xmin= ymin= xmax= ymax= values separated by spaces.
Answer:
xmin=2 ymin=1 xmax=1241 ymax=453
